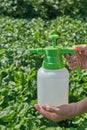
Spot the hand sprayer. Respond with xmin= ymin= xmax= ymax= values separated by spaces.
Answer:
xmin=29 ymin=35 xmax=80 ymax=106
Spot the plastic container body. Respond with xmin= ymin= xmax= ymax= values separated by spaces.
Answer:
xmin=37 ymin=67 xmax=69 ymax=106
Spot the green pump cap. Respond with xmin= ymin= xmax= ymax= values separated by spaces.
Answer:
xmin=29 ymin=35 xmax=80 ymax=74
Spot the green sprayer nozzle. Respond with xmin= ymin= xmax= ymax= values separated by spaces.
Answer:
xmin=49 ymin=35 xmax=58 ymax=48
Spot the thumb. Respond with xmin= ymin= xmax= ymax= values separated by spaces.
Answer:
xmin=73 ymin=45 xmax=87 ymax=54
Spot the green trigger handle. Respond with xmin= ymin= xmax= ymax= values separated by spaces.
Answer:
xmin=50 ymin=35 xmax=81 ymax=76
xmin=61 ymin=48 xmax=81 ymax=76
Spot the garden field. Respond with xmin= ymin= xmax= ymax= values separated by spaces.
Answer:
xmin=0 ymin=0 xmax=87 ymax=130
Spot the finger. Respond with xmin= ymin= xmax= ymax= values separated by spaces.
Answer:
xmin=64 ymin=54 xmax=71 ymax=59
xmin=69 ymin=56 xmax=77 ymax=62
xmin=34 ymin=104 xmax=57 ymax=121
xmin=42 ymin=104 xmax=60 ymax=113
xmin=34 ymin=104 xmax=41 ymax=111
xmin=68 ymin=59 xmax=77 ymax=65
xmin=34 ymin=104 xmax=53 ymax=115
xmin=69 ymin=65 xmax=77 ymax=70
xmin=65 ymin=55 xmax=77 ymax=63
xmin=67 ymin=57 xmax=77 ymax=70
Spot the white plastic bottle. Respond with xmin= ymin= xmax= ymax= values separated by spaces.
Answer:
xmin=29 ymin=35 xmax=80 ymax=107
xmin=37 ymin=67 xmax=69 ymax=106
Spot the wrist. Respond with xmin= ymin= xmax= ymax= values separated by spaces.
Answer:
xmin=69 ymin=103 xmax=78 ymax=117
xmin=74 ymin=98 xmax=87 ymax=116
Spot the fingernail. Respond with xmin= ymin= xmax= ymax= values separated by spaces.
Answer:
xmin=46 ymin=105 xmax=50 ymax=111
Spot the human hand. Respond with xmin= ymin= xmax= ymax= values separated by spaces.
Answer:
xmin=65 ymin=45 xmax=87 ymax=70
xmin=34 ymin=103 xmax=77 ymax=122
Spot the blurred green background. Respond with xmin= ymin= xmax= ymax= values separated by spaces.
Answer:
xmin=0 ymin=0 xmax=87 ymax=129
